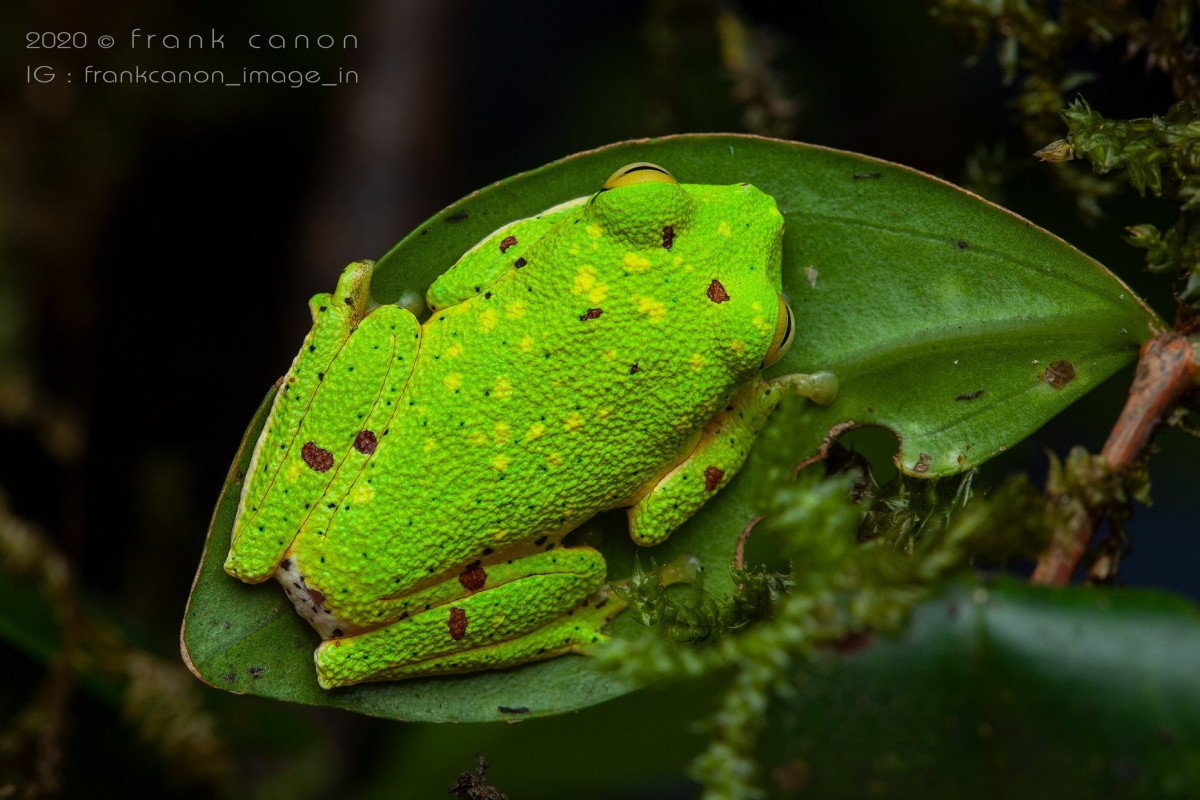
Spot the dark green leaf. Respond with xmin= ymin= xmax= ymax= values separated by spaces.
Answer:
xmin=764 ymin=577 xmax=1200 ymax=799
xmin=183 ymin=134 xmax=1164 ymax=721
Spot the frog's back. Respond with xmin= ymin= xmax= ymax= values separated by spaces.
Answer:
xmin=303 ymin=179 xmax=786 ymax=601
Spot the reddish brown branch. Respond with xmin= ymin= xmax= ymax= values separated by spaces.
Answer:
xmin=1032 ymin=332 xmax=1198 ymax=585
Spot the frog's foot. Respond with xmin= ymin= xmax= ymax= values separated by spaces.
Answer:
xmin=627 ymin=371 xmax=838 ymax=547
xmin=770 ymin=370 xmax=838 ymax=405
xmin=313 ymin=547 xmax=615 ymax=688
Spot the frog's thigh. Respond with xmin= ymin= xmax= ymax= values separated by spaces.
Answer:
xmin=628 ymin=380 xmax=783 ymax=547
xmin=314 ymin=547 xmax=613 ymax=688
xmin=228 ymin=290 xmax=422 ymax=584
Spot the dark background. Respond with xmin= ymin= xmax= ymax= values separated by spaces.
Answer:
xmin=1 ymin=1 xmax=1194 ymax=797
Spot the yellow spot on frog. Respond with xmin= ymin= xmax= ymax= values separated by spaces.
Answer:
xmin=422 ymin=437 xmax=437 ymax=453
xmin=444 ymin=373 xmax=463 ymax=391
xmin=526 ymin=422 xmax=546 ymax=441
xmin=285 ymin=461 xmax=301 ymax=482
xmin=690 ymin=352 xmax=706 ymax=372
xmin=586 ymin=223 xmax=602 ymax=238
xmin=597 ymin=408 xmax=612 ymax=421
xmin=492 ymin=454 xmax=510 ymax=472
xmin=750 ymin=301 xmax=763 ymax=312
xmin=718 ymin=220 xmax=732 ymax=237
xmin=352 ymin=482 xmax=375 ymax=505
xmin=633 ymin=295 xmax=668 ymax=323
xmin=572 ymin=266 xmax=609 ymax=304
xmin=445 ymin=343 xmax=463 ymax=358
xmin=519 ymin=335 xmax=535 ymax=353
xmin=623 ymin=253 xmax=652 ymax=273
xmin=493 ymin=375 xmax=513 ymax=400
xmin=547 ymin=453 xmax=563 ymax=467
xmin=564 ymin=412 xmax=584 ymax=432
xmin=730 ymin=339 xmax=746 ymax=354
xmin=752 ymin=315 xmax=771 ymax=334
xmin=493 ymin=422 xmax=511 ymax=444
xmin=505 ymin=300 xmax=527 ymax=319
xmin=602 ymin=349 xmax=617 ymax=361
xmin=569 ymin=244 xmax=581 ymax=256
xmin=468 ymin=431 xmax=489 ymax=447
xmin=479 ymin=308 xmax=499 ymax=332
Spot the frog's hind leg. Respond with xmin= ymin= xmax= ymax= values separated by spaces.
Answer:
xmin=627 ymin=371 xmax=837 ymax=547
xmin=313 ymin=546 xmax=618 ymax=688
xmin=227 ymin=262 xmax=423 ymax=584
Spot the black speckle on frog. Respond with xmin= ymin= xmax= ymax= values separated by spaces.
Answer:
xmin=662 ymin=225 xmax=675 ymax=250
xmin=580 ymin=307 xmax=603 ymax=321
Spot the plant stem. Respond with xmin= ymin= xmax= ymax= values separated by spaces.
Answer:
xmin=1032 ymin=332 xmax=1198 ymax=585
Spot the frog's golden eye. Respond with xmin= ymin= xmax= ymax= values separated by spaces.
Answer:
xmin=602 ymin=162 xmax=678 ymax=190
xmin=762 ymin=296 xmax=795 ymax=368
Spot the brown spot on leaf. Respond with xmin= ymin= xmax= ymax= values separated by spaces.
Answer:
xmin=1043 ymin=360 xmax=1077 ymax=388
xmin=448 ymin=607 xmax=468 ymax=640
xmin=704 ymin=466 xmax=724 ymax=491
xmin=853 ymin=172 xmax=881 ymax=180
xmin=499 ymin=235 xmax=518 ymax=253
xmin=956 ymin=240 xmax=970 ymax=249
xmin=354 ymin=430 xmax=378 ymax=455
xmin=248 ymin=666 xmax=265 ymax=679
xmin=662 ymin=225 xmax=675 ymax=250
xmin=497 ymin=705 xmax=530 ymax=714
xmin=301 ymin=441 xmax=334 ymax=472
xmin=706 ymin=279 xmax=730 ymax=303
xmin=955 ymin=389 xmax=984 ymax=401
xmin=579 ymin=307 xmax=603 ymax=321
xmin=459 ymin=562 xmax=487 ymax=592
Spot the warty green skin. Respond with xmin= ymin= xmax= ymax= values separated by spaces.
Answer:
xmin=225 ymin=176 xmax=808 ymax=687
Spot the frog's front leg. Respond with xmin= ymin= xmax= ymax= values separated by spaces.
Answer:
xmin=313 ymin=547 xmax=618 ymax=688
xmin=628 ymin=371 xmax=838 ymax=546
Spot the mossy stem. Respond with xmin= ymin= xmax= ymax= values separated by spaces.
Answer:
xmin=1032 ymin=332 xmax=1198 ymax=585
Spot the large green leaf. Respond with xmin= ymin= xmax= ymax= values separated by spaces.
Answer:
xmin=182 ymin=134 xmax=1164 ymax=722
xmin=763 ymin=577 xmax=1200 ymax=799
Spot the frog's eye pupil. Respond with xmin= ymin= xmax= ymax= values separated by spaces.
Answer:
xmin=762 ymin=298 xmax=795 ymax=368
xmin=602 ymin=162 xmax=679 ymax=191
